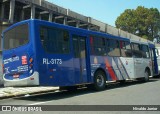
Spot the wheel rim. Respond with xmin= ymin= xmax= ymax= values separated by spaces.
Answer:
xmin=96 ymin=75 xmax=104 ymax=87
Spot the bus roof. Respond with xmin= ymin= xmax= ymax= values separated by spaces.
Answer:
xmin=3 ymin=19 xmax=130 ymax=41
xmin=36 ymin=19 xmax=130 ymax=41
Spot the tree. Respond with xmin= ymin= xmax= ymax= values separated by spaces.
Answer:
xmin=115 ymin=6 xmax=160 ymax=41
xmin=115 ymin=9 xmax=136 ymax=33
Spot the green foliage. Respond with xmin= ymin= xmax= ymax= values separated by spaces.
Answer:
xmin=115 ymin=6 xmax=160 ymax=41
xmin=141 ymin=35 xmax=148 ymax=39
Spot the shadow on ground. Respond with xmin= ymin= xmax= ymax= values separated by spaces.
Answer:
xmin=13 ymin=78 xmax=160 ymax=102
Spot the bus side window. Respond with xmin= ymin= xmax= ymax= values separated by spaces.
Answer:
xmin=141 ymin=44 xmax=150 ymax=58
xmin=60 ymin=30 xmax=70 ymax=53
xmin=40 ymin=27 xmax=48 ymax=50
xmin=107 ymin=39 xmax=121 ymax=56
xmin=120 ymin=41 xmax=132 ymax=57
xmin=90 ymin=36 xmax=106 ymax=56
xmin=40 ymin=26 xmax=70 ymax=54
xmin=131 ymin=43 xmax=142 ymax=58
xmin=125 ymin=41 xmax=132 ymax=57
xmin=120 ymin=41 xmax=126 ymax=57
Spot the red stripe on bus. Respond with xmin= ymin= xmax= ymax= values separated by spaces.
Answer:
xmin=105 ymin=59 xmax=118 ymax=80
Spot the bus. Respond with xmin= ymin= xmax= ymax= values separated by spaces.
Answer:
xmin=1 ymin=19 xmax=157 ymax=90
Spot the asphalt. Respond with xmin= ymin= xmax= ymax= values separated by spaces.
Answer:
xmin=0 ymin=78 xmax=160 ymax=114
xmin=0 ymin=86 xmax=59 ymax=99
xmin=0 ymin=77 xmax=159 ymax=100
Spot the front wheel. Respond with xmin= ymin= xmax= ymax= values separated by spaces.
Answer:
xmin=94 ymin=71 xmax=106 ymax=91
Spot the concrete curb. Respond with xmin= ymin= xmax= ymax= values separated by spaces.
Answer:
xmin=0 ymin=87 xmax=59 ymax=99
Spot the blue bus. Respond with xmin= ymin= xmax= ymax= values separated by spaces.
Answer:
xmin=1 ymin=19 xmax=158 ymax=90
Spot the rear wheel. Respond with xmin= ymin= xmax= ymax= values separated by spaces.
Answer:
xmin=144 ymin=70 xmax=149 ymax=82
xmin=93 ymin=71 xmax=106 ymax=91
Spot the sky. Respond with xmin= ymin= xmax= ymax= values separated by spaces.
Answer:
xmin=47 ymin=0 xmax=160 ymax=27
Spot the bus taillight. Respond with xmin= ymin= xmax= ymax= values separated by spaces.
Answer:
xmin=22 ymin=56 xmax=27 ymax=65
xmin=29 ymin=57 xmax=34 ymax=74
xmin=29 ymin=64 xmax=33 ymax=69
xmin=29 ymin=58 xmax=33 ymax=68
xmin=29 ymin=58 xmax=33 ymax=63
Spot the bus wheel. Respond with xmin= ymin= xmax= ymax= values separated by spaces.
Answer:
xmin=144 ymin=70 xmax=149 ymax=82
xmin=94 ymin=71 xmax=106 ymax=91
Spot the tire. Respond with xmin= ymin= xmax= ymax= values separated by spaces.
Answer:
xmin=93 ymin=71 xmax=106 ymax=91
xmin=144 ymin=70 xmax=149 ymax=82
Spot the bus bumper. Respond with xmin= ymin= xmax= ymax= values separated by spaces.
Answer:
xmin=3 ymin=72 xmax=39 ymax=87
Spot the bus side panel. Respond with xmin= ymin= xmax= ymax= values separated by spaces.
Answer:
xmin=90 ymin=56 xmax=133 ymax=82
xmin=36 ymin=50 xmax=75 ymax=86
xmin=90 ymin=56 xmax=108 ymax=81
xmin=118 ymin=57 xmax=135 ymax=79
xmin=34 ymin=21 xmax=75 ymax=86
xmin=144 ymin=58 xmax=153 ymax=76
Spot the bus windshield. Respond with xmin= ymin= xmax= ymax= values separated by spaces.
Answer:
xmin=3 ymin=24 xmax=29 ymax=50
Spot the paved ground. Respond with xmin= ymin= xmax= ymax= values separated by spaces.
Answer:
xmin=0 ymin=78 xmax=160 ymax=114
xmin=0 ymin=86 xmax=59 ymax=99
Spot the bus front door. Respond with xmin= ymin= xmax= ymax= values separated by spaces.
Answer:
xmin=72 ymin=35 xmax=88 ymax=84
xmin=151 ymin=48 xmax=159 ymax=75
